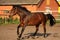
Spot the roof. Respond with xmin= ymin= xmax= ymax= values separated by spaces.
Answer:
xmin=55 ymin=0 xmax=60 ymax=6
xmin=0 ymin=0 xmax=43 ymax=5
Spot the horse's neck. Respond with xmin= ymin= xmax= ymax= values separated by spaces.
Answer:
xmin=17 ymin=11 xmax=27 ymax=20
xmin=17 ymin=7 xmax=32 ymax=20
xmin=19 ymin=6 xmax=31 ymax=15
xmin=22 ymin=9 xmax=31 ymax=15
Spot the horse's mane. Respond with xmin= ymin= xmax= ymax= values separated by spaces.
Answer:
xmin=13 ymin=5 xmax=31 ymax=15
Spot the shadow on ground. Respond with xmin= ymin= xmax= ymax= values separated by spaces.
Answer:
xmin=24 ymin=33 xmax=51 ymax=37
xmin=17 ymin=33 xmax=51 ymax=40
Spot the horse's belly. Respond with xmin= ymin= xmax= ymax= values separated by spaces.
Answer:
xmin=28 ymin=18 xmax=40 ymax=25
xmin=26 ymin=14 xmax=42 ymax=25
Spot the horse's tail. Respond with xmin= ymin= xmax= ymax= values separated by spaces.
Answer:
xmin=46 ymin=14 xmax=56 ymax=26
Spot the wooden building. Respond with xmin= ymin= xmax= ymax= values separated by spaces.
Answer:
xmin=0 ymin=0 xmax=59 ymax=19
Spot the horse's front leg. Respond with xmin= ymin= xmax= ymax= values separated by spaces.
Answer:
xmin=18 ymin=27 xmax=25 ymax=38
xmin=42 ymin=23 xmax=46 ymax=38
xmin=44 ymin=25 xmax=46 ymax=37
xmin=17 ymin=24 xmax=21 ymax=36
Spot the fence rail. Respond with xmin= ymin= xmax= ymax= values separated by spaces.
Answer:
xmin=31 ymin=10 xmax=58 ymax=12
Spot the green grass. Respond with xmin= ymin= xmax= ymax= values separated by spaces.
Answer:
xmin=0 ymin=17 xmax=20 ymax=25
xmin=56 ymin=20 xmax=60 ymax=23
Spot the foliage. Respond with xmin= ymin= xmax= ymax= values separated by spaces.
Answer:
xmin=56 ymin=20 xmax=60 ymax=23
xmin=0 ymin=17 xmax=20 ymax=25
xmin=0 ymin=17 xmax=3 ymax=24
xmin=13 ymin=18 xmax=20 ymax=24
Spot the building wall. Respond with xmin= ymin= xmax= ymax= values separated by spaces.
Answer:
xmin=37 ymin=0 xmax=58 ymax=18
xmin=37 ymin=0 xmax=46 ymax=11
xmin=22 ymin=5 xmax=37 ymax=12
xmin=50 ymin=0 xmax=58 ymax=17
xmin=0 ymin=6 xmax=20 ymax=19
xmin=0 ymin=6 xmax=12 ymax=19
xmin=0 ymin=5 xmax=37 ymax=19
xmin=0 ymin=0 xmax=59 ymax=19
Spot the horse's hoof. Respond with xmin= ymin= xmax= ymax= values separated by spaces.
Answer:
xmin=17 ymin=38 xmax=23 ymax=40
xmin=44 ymin=35 xmax=47 ymax=38
xmin=22 ymin=37 xmax=25 ymax=39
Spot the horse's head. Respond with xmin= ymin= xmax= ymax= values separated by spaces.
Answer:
xmin=9 ymin=5 xmax=31 ymax=18
xmin=9 ymin=6 xmax=18 ymax=17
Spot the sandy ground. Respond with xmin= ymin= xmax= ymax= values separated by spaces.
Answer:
xmin=0 ymin=23 xmax=60 ymax=40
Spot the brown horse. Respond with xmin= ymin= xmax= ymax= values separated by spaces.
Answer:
xmin=9 ymin=5 xmax=56 ymax=39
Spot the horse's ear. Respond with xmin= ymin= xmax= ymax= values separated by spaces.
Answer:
xmin=13 ymin=5 xmax=15 ymax=8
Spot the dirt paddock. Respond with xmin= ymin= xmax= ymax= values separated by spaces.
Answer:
xmin=0 ymin=23 xmax=60 ymax=40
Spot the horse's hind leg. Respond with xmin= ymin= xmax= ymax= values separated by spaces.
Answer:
xmin=30 ymin=24 xmax=39 ymax=39
xmin=33 ymin=25 xmax=39 ymax=36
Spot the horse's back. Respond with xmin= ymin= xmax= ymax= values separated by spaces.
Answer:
xmin=33 ymin=12 xmax=46 ymax=19
xmin=33 ymin=12 xmax=46 ymax=23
